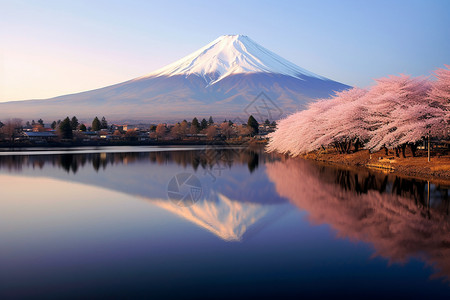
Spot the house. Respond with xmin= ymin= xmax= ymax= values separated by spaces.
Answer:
xmin=23 ymin=131 xmax=58 ymax=142
xmin=82 ymin=131 xmax=99 ymax=140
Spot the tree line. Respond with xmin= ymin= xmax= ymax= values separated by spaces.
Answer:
xmin=0 ymin=114 xmax=269 ymax=142
xmin=58 ymin=116 xmax=108 ymax=139
xmin=149 ymin=115 xmax=262 ymax=141
xmin=0 ymin=116 xmax=109 ymax=142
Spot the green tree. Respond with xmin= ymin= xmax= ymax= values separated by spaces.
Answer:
xmin=0 ymin=121 xmax=4 ymax=128
xmin=71 ymin=116 xmax=79 ymax=130
xmin=201 ymin=118 xmax=208 ymax=130
xmin=79 ymin=124 xmax=87 ymax=131
xmin=51 ymin=121 xmax=57 ymax=129
xmin=59 ymin=117 xmax=73 ymax=140
xmin=264 ymin=119 xmax=270 ymax=126
xmin=191 ymin=117 xmax=200 ymax=134
xmin=38 ymin=119 xmax=44 ymax=126
xmin=208 ymin=116 xmax=214 ymax=125
xmin=100 ymin=116 xmax=108 ymax=129
xmin=247 ymin=115 xmax=259 ymax=135
xmin=92 ymin=117 xmax=101 ymax=131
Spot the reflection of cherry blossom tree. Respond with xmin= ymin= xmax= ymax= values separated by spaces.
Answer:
xmin=266 ymin=159 xmax=450 ymax=282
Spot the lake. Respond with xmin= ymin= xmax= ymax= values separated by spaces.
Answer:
xmin=0 ymin=146 xmax=449 ymax=299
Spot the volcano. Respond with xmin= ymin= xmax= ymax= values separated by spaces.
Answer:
xmin=0 ymin=35 xmax=350 ymax=122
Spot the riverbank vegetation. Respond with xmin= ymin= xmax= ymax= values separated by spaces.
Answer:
xmin=0 ymin=115 xmax=274 ymax=148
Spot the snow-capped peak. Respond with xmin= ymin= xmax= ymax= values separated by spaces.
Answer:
xmin=144 ymin=34 xmax=326 ymax=85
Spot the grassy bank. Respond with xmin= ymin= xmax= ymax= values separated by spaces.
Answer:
xmin=301 ymin=148 xmax=450 ymax=182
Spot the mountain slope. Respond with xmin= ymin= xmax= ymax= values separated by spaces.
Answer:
xmin=0 ymin=35 xmax=350 ymax=122
xmin=145 ymin=35 xmax=326 ymax=85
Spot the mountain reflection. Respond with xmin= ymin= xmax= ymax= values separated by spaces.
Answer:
xmin=1 ymin=149 xmax=449 ymax=278
xmin=266 ymin=158 xmax=450 ymax=281
xmin=0 ymin=148 xmax=288 ymax=242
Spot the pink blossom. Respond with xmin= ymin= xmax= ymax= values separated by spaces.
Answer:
xmin=268 ymin=70 xmax=448 ymax=156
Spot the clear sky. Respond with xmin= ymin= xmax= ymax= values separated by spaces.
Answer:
xmin=1 ymin=0 xmax=449 ymax=102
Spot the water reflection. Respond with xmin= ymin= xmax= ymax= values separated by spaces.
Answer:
xmin=0 ymin=148 xmax=266 ymax=175
xmin=266 ymin=158 xmax=450 ymax=281
xmin=0 ymin=148 xmax=288 ymax=242
xmin=0 ymin=149 xmax=449 ymax=281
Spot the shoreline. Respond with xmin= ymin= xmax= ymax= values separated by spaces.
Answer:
xmin=300 ymin=149 xmax=450 ymax=184
xmin=0 ymin=139 xmax=263 ymax=152
xmin=2 ymin=141 xmax=449 ymax=183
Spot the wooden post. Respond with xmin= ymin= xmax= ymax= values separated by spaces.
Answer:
xmin=427 ymin=181 xmax=430 ymax=208
xmin=428 ymin=133 xmax=431 ymax=162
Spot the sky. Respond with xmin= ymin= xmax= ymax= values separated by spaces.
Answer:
xmin=1 ymin=0 xmax=449 ymax=102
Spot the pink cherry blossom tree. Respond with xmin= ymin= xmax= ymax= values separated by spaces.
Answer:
xmin=365 ymin=74 xmax=445 ymax=157
xmin=311 ymin=87 xmax=368 ymax=153
xmin=267 ymin=88 xmax=367 ymax=155
xmin=428 ymin=65 xmax=450 ymax=133
xmin=268 ymin=71 xmax=448 ymax=158
xmin=267 ymin=97 xmax=338 ymax=156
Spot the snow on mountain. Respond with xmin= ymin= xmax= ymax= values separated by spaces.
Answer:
xmin=0 ymin=35 xmax=350 ymax=122
xmin=7 ymin=157 xmax=290 ymax=242
xmin=147 ymin=192 xmax=291 ymax=242
xmin=144 ymin=35 xmax=326 ymax=85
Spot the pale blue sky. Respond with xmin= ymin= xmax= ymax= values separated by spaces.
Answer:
xmin=1 ymin=0 xmax=449 ymax=102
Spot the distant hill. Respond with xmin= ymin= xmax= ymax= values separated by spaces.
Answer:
xmin=0 ymin=35 xmax=350 ymax=122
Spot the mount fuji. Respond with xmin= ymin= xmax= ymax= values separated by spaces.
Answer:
xmin=0 ymin=35 xmax=350 ymax=122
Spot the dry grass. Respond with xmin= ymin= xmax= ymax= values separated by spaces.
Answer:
xmin=302 ymin=148 xmax=450 ymax=183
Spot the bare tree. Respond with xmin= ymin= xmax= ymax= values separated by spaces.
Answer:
xmin=0 ymin=118 xmax=22 ymax=142
xmin=156 ymin=124 xmax=166 ymax=140
xmin=220 ymin=122 xmax=234 ymax=139
xmin=237 ymin=125 xmax=251 ymax=137
xmin=171 ymin=123 xmax=182 ymax=140
xmin=206 ymin=125 xmax=217 ymax=140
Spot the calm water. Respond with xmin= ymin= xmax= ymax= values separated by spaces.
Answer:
xmin=0 ymin=146 xmax=449 ymax=299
